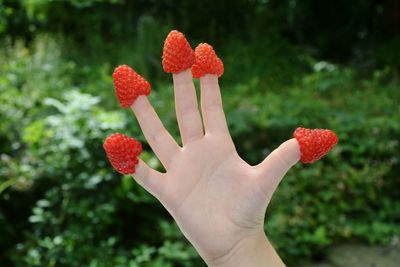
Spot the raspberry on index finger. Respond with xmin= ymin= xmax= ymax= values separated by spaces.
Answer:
xmin=192 ymin=43 xmax=224 ymax=78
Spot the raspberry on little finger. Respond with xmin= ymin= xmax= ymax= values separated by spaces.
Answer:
xmin=103 ymin=133 xmax=142 ymax=174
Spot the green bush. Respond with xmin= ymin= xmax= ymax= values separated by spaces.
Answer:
xmin=0 ymin=37 xmax=200 ymax=266
xmin=1 ymin=32 xmax=399 ymax=267
xmin=15 ymin=91 xmax=197 ymax=267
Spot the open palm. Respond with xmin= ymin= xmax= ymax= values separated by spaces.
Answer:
xmin=130 ymin=69 xmax=300 ymax=264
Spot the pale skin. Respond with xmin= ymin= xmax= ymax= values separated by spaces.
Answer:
xmin=130 ymin=69 xmax=300 ymax=266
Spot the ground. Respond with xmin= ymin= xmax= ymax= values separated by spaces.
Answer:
xmin=301 ymin=243 xmax=400 ymax=267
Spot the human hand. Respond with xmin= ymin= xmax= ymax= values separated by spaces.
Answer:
xmin=104 ymin=30 xmax=337 ymax=266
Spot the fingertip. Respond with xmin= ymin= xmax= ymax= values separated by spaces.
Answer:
xmin=254 ymin=138 xmax=300 ymax=197
xmin=199 ymin=73 xmax=219 ymax=84
xmin=133 ymin=159 xmax=150 ymax=178
xmin=130 ymin=95 xmax=150 ymax=114
xmin=279 ymin=138 xmax=301 ymax=167
xmin=256 ymin=138 xmax=300 ymax=174
xmin=172 ymin=69 xmax=193 ymax=85
xmin=132 ymin=159 xmax=165 ymax=199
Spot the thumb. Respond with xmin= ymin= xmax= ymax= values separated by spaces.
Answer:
xmin=255 ymin=138 xmax=300 ymax=197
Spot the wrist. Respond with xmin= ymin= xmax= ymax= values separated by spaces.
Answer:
xmin=206 ymin=231 xmax=286 ymax=267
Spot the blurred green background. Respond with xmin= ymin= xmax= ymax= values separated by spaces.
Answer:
xmin=0 ymin=0 xmax=399 ymax=266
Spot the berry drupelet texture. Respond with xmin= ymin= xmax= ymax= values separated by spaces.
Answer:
xmin=103 ymin=133 xmax=142 ymax=174
xmin=112 ymin=65 xmax=151 ymax=108
xmin=293 ymin=127 xmax=338 ymax=163
xmin=192 ymin=43 xmax=224 ymax=78
xmin=162 ymin=30 xmax=195 ymax=73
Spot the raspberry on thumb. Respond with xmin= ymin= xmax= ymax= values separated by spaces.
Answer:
xmin=293 ymin=127 xmax=338 ymax=163
xmin=162 ymin=30 xmax=195 ymax=73
xmin=103 ymin=133 xmax=142 ymax=175
xmin=112 ymin=65 xmax=151 ymax=108
xmin=192 ymin=43 xmax=224 ymax=78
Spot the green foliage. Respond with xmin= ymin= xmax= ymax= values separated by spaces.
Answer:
xmin=13 ymin=88 xmax=197 ymax=265
xmin=0 ymin=37 xmax=199 ymax=267
xmin=0 ymin=1 xmax=399 ymax=266
xmin=223 ymin=63 xmax=400 ymax=262
xmin=2 ymin=0 xmax=399 ymax=71
xmin=263 ymin=67 xmax=400 ymax=263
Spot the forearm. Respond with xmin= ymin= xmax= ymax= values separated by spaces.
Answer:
xmin=207 ymin=231 xmax=286 ymax=267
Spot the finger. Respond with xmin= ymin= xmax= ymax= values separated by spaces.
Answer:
xmin=173 ymin=69 xmax=204 ymax=145
xmin=131 ymin=96 xmax=181 ymax=169
xmin=133 ymin=159 xmax=165 ymax=199
xmin=200 ymin=74 xmax=230 ymax=135
xmin=255 ymin=138 xmax=300 ymax=197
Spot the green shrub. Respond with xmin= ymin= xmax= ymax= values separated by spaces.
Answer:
xmin=12 ymin=91 xmax=198 ymax=267
xmin=1 ymin=35 xmax=399 ymax=266
xmin=0 ymin=37 xmax=199 ymax=267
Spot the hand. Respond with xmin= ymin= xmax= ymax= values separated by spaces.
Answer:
xmin=129 ymin=69 xmax=298 ymax=266
xmin=105 ymin=31 xmax=337 ymax=266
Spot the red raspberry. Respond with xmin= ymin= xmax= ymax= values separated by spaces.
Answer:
xmin=112 ymin=65 xmax=151 ymax=108
xmin=293 ymin=127 xmax=338 ymax=164
xmin=162 ymin=30 xmax=195 ymax=73
xmin=103 ymin=133 xmax=142 ymax=175
xmin=192 ymin=43 xmax=224 ymax=78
